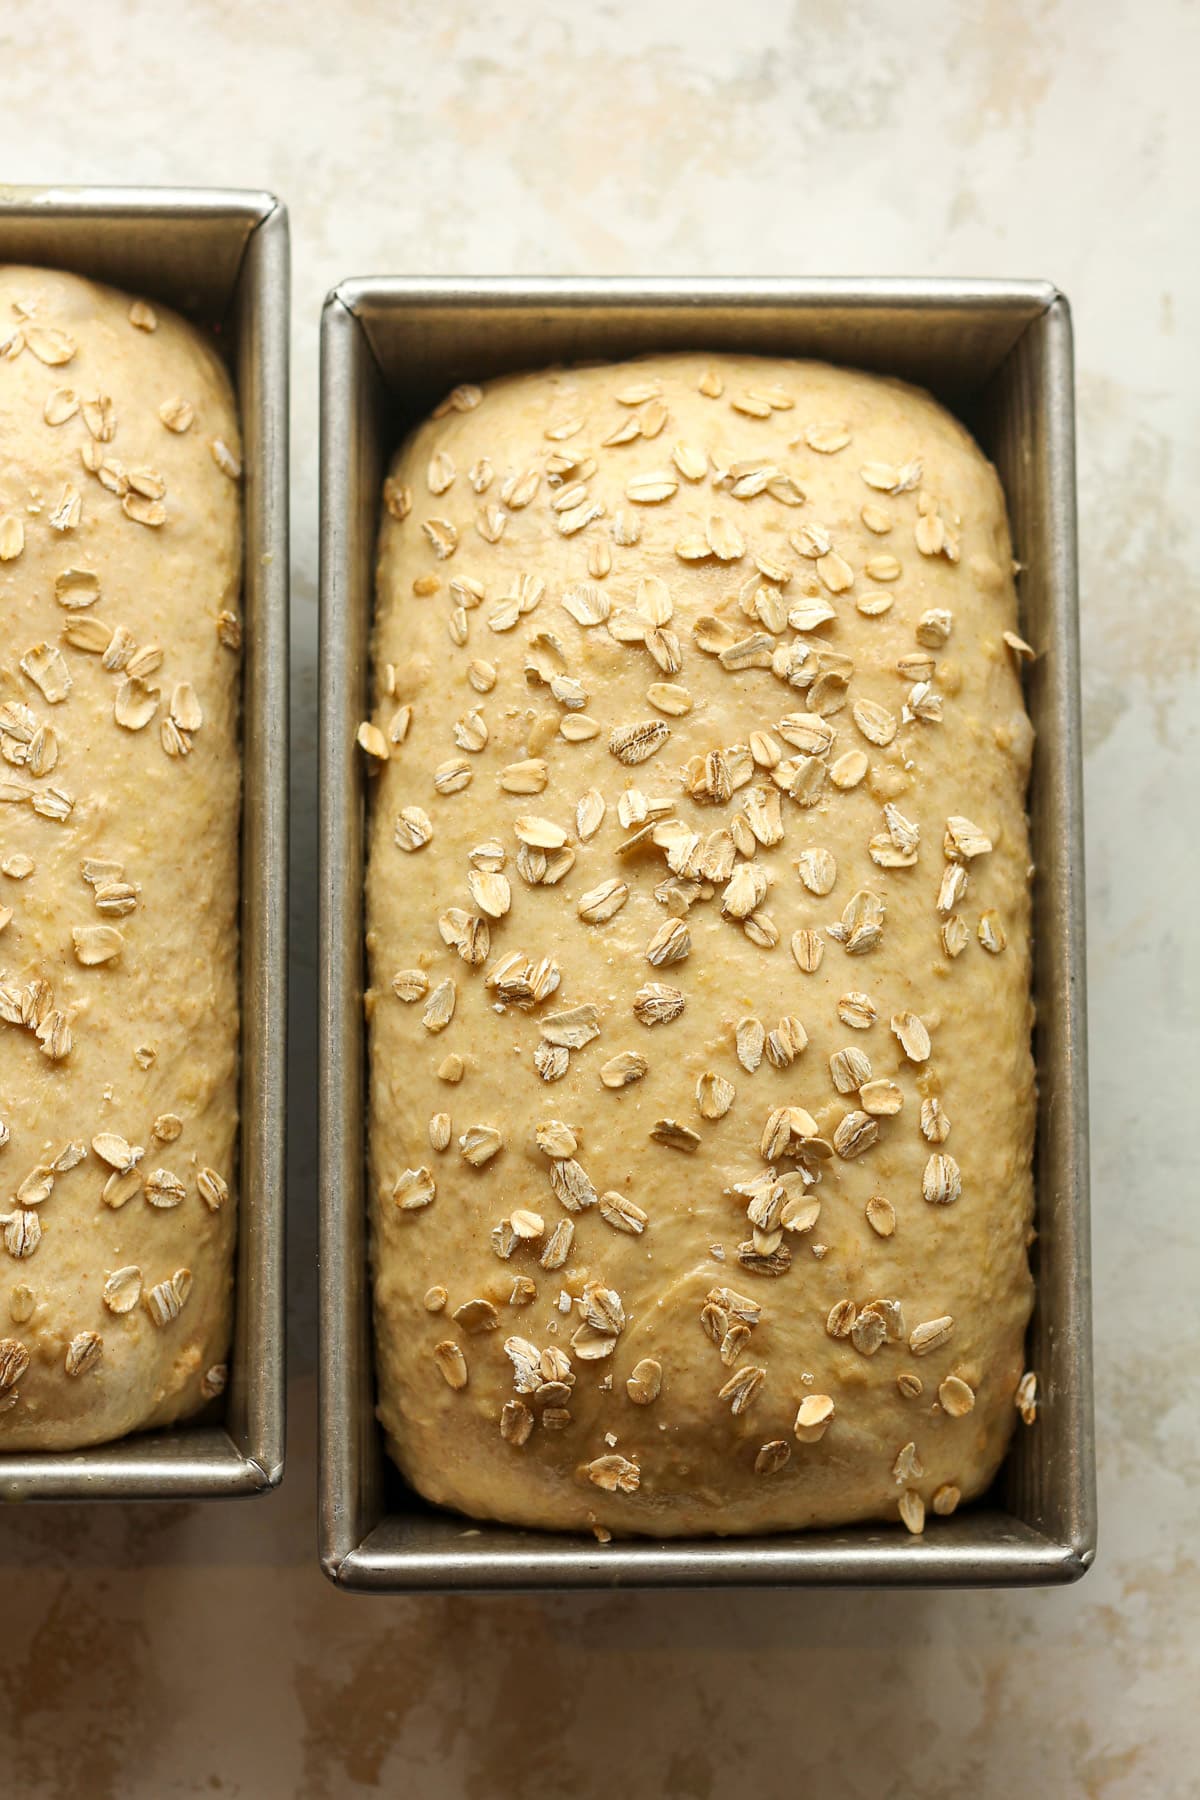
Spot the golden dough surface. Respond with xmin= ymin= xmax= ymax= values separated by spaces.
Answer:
xmin=366 ymin=352 xmax=1034 ymax=1537
xmin=0 ymin=266 xmax=242 ymax=1450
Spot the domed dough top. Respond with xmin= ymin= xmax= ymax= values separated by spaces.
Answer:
xmin=366 ymin=352 xmax=1034 ymax=1538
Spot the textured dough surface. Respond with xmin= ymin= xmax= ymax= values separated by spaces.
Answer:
xmin=0 ymin=266 xmax=242 ymax=1450
xmin=366 ymin=353 xmax=1034 ymax=1538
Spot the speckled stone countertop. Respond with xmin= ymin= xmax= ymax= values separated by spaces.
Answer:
xmin=2 ymin=1 xmax=1197 ymax=1795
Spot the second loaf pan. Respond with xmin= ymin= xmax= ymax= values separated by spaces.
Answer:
xmin=319 ymin=276 xmax=1094 ymax=1589
xmin=0 ymin=186 xmax=289 ymax=1499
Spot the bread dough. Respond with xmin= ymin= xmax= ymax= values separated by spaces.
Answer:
xmin=0 ymin=267 xmax=241 ymax=1450
xmin=366 ymin=353 xmax=1034 ymax=1537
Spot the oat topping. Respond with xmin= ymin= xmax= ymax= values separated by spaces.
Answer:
xmin=734 ymin=1017 xmax=765 ymax=1072
xmin=646 ymin=919 xmax=690 ymax=966
xmin=534 ymin=1042 xmax=569 ymax=1083
xmin=828 ymin=749 xmax=868 ymax=791
xmin=834 ymin=1110 xmax=878 ymax=1160
xmin=860 ymin=1079 xmax=903 ymax=1117
xmin=99 ymin=1162 xmax=142 ymax=1208
xmin=20 ymin=644 xmax=72 ymax=705
xmin=626 ymin=1358 xmax=662 ymax=1405
xmin=865 ymin=1194 xmax=897 ymax=1238
xmin=193 ymin=1361 xmax=224 ymax=1403
xmin=892 ymin=1440 xmax=924 ymax=1485
xmin=938 ymin=1375 xmax=975 ymax=1416
xmin=65 ymin=1330 xmax=103 ymax=1377
xmin=650 ymin=1119 xmax=702 ymax=1153
xmin=572 ymin=1282 xmax=625 ymax=1359
xmin=0 ymin=1337 xmax=32 ymax=1388
xmin=25 ymin=325 xmax=77 ymax=366
xmin=112 ymin=674 xmax=159 ymax=731
xmin=849 ymin=1307 xmax=887 ymax=1356
xmin=459 ymin=1126 xmax=503 ymax=1168
xmin=71 ymin=924 xmax=125 ymax=967
xmin=144 ymin=1168 xmax=187 ymax=1209
xmin=421 ymin=978 xmax=456 ymax=1034
xmin=697 ymin=1071 xmax=736 ymax=1119
xmin=828 ymin=890 xmax=885 ymax=956
xmin=936 ymin=866 xmax=968 ymax=930
xmin=944 ymin=815 xmax=992 ymax=861
xmin=102 ymin=1265 xmax=143 ymax=1314
xmin=830 ymin=1045 xmax=872 ymax=1093
xmin=609 ymin=719 xmax=670 ymax=766
xmin=870 ymin=803 xmax=920 ymax=870
xmin=978 ymin=910 xmax=1007 ymax=953
xmin=795 ymin=847 xmax=837 ymax=895
xmin=80 ymin=393 xmax=117 ymax=442
xmin=540 ymin=1003 xmax=601 ymax=1051
xmin=719 ymin=1364 xmax=766 ymax=1414
xmin=922 ymin=1154 xmax=961 ymax=1207
xmin=916 ymin=608 xmax=953 ymax=648
xmin=897 ymin=651 xmax=935 ymax=683
xmin=599 ymin=1051 xmax=647 ymax=1089
xmin=392 ymin=969 xmax=430 ymax=1002
xmin=91 ymin=1132 xmax=138 ymax=1173
xmin=851 ymin=698 xmax=896 ymax=747
xmin=754 ymin=1440 xmax=791 ymax=1475
xmin=577 ymin=878 xmax=628 ymax=924
xmin=433 ymin=1340 xmax=469 ymax=1390
xmin=453 ymin=1297 xmax=500 ymax=1334
xmin=909 ymin=1315 xmax=955 ymax=1356
xmin=548 ymin=1158 xmax=598 ymax=1214
xmin=826 ymin=1298 xmax=856 ymax=1339
xmin=144 ymin=1268 xmax=192 ymax=1328
xmin=499 ymin=757 xmax=548 ymax=793
xmin=357 ymin=721 xmax=390 ymax=764
xmin=903 ymin=681 xmax=943 ymax=725
xmin=804 ymin=422 xmax=851 ymax=454
xmin=737 ymin=1239 xmax=792 ymax=1277
xmin=127 ymin=299 xmax=157 ymax=332
xmin=941 ymin=915 xmax=970 ymax=958
xmin=533 ymin=1120 xmax=575 ymax=1159
xmin=891 ymin=1008 xmax=931 ymax=1063
xmin=790 ymin=929 xmax=824 ymax=974
xmin=794 ymin=1394 xmax=835 ymax=1441
xmin=44 ymin=386 xmax=80 ymax=425
xmin=897 ymin=1489 xmax=925 ymax=1535
xmin=633 ymin=983 xmax=685 ymax=1026
xmin=585 ymin=1453 xmax=640 ymax=1493
xmin=2 ymin=1210 xmax=41 ymax=1259
xmin=764 ymin=1016 xmax=806 ymax=1068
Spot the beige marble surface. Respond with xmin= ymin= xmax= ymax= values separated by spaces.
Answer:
xmin=2 ymin=0 xmax=1198 ymax=1794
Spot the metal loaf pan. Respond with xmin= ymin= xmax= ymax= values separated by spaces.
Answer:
xmin=0 ymin=187 xmax=289 ymax=1499
xmin=319 ymin=277 xmax=1093 ymax=1588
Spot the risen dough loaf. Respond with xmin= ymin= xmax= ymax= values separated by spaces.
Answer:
xmin=0 ymin=267 xmax=242 ymax=1451
xmin=366 ymin=353 xmax=1035 ymax=1537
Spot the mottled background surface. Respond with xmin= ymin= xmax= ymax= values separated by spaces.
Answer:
xmin=2 ymin=0 xmax=1197 ymax=1794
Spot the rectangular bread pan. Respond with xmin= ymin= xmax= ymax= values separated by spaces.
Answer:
xmin=319 ymin=277 xmax=1093 ymax=1587
xmin=0 ymin=186 xmax=289 ymax=1499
